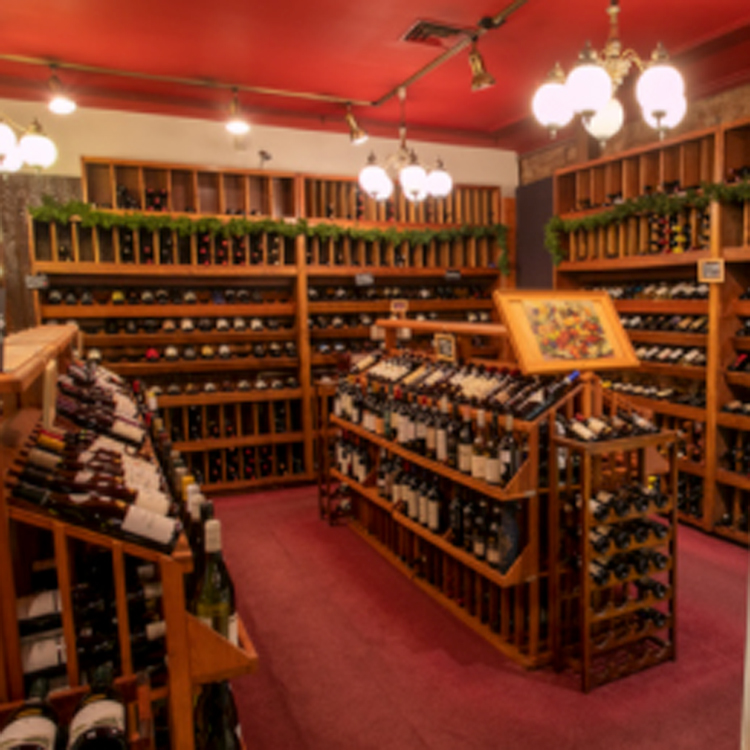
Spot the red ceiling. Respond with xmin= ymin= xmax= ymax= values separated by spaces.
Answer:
xmin=2 ymin=0 xmax=750 ymax=153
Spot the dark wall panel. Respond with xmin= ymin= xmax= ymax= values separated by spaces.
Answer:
xmin=0 ymin=175 xmax=81 ymax=332
xmin=516 ymin=177 xmax=553 ymax=290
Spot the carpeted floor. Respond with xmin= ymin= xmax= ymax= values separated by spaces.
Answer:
xmin=215 ymin=485 xmax=747 ymax=750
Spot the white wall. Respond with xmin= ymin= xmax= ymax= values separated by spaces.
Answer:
xmin=0 ymin=97 xmax=518 ymax=196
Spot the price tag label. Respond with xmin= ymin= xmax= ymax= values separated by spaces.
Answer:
xmin=355 ymin=273 xmax=374 ymax=287
xmin=444 ymin=269 xmax=462 ymax=282
xmin=25 ymin=274 xmax=49 ymax=290
xmin=370 ymin=325 xmax=385 ymax=341
xmin=698 ymin=258 xmax=724 ymax=284
xmin=390 ymin=299 xmax=409 ymax=317
xmin=434 ymin=333 xmax=457 ymax=362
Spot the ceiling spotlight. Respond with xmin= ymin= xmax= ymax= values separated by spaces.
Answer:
xmin=345 ymin=105 xmax=368 ymax=145
xmin=469 ymin=40 xmax=495 ymax=92
xmin=19 ymin=119 xmax=57 ymax=168
xmin=226 ymin=90 xmax=250 ymax=136
xmin=48 ymin=68 xmax=76 ymax=115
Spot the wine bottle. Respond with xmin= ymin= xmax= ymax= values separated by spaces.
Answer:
xmin=193 ymin=519 xmax=238 ymax=646
xmin=67 ymin=663 xmax=127 ymax=749
xmin=471 ymin=408 xmax=487 ymax=481
xmin=194 ymin=681 xmax=242 ymax=749
xmin=0 ymin=677 xmax=59 ymax=748
xmin=484 ymin=409 xmax=501 ymax=485
xmin=457 ymin=407 xmax=473 ymax=475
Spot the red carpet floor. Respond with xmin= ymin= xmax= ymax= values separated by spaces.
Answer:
xmin=215 ymin=485 xmax=747 ymax=750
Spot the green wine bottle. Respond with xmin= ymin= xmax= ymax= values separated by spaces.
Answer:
xmin=194 ymin=681 xmax=242 ymax=749
xmin=192 ymin=519 xmax=238 ymax=646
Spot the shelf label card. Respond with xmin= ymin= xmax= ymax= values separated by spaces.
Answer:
xmin=698 ymin=258 xmax=724 ymax=284
xmin=434 ymin=333 xmax=457 ymax=363
xmin=26 ymin=273 xmax=49 ymax=290
xmin=390 ymin=299 xmax=409 ymax=317
xmin=355 ymin=273 xmax=374 ymax=287
xmin=445 ymin=269 xmax=462 ymax=282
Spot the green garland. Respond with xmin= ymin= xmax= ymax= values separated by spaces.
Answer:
xmin=543 ymin=180 xmax=750 ymax=266
xmin=28 ymin=196 xmax=511 ymax=275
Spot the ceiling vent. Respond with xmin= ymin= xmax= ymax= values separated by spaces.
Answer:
xmin=402 ymin=20 xmax=467 ymax=47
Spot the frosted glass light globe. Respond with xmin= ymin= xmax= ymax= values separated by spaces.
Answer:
xmin=532 ymin=80 xmax=574 ymax=134
xmin=643 ymin=94 xmax=687 ymax=132
xmin=583 ymin=98 xmax=624 ymax=144
xmin=426 ymin=165 xmax=452 ymax=198
xmin=636 ymin=63 xmax=685 ymax=120
xmin=0 ymin=146 xmax=23 ymax=173
xmin=0 ymin=121 xmax=16 ymax=157
xmin=49 ymin=94 xmax=76 ymax=115
xmin=359 ymin=163 xmax=393 ymax=201
xmin=400 ymin=163 xmax=427 ymax=202
xmin=566 ymin=62 xmax=611 ymax=117
xmin=20 ymin=127 xmax=57 ymax=169
xmin=226 ymin=117 xmax=250 ymax=136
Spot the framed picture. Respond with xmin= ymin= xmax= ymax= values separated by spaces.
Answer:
xmin=434 ymin=333 xmax=457 ymax=363
xmin=493 ymin=290 xmax=638 ymax=374
xmin=698 ymin=258 xmax=724 ymax=284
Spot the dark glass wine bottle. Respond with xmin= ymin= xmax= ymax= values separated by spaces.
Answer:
xmin=68 ymin=663 xmax=127 ymax=749
xmin=0 ymin=677 xmax=58 ymax=748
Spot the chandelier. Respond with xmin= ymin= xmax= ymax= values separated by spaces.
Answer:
xmin=358 ymin=87 xmax=452 ymax=203
xmin=531 ymin=0 xmax=686 ymax=144
xmin=0 ymin=116 xmax=57 ymax=172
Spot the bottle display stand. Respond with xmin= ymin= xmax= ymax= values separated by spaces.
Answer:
xmin=0 ymin=326 xmax=258 ymax=749
xmin=548 ymin=382 xmax=677 ymax=692
xmin=551 ymin=117 xmax=750 ymax=546
xmin=27 ymin=156 xmax=514 ymax=496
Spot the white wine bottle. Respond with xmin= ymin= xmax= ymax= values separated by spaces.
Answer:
xmin=0 ymin=677 xmax=59 ymax=749
xmin=192 ymin=519 xmax=238 ymax=646
xmin=67 ymin=664 xmax=126 ymax=749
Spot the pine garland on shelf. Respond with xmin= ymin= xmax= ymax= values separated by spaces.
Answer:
xmin=28 ymin=197 xmax=510 ymax=275
xmin=544 ymin=180 xmax=750 ymax=265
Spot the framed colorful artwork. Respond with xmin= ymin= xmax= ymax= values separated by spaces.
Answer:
xmin=493 ymin=290 xmax=638 ymax=374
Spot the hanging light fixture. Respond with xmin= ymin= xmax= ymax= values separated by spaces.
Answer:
xmin=225 ymin=89 xmax=250 ymax=135
xmin=47 ymin=66 xmax=77 ymax=115
xmin=468 ymin=39 xmax=495 ymax=92
xmin=357 ymin=87 xmax=453 ymax=203
xmin=345 ymin=105 xmax=368 ymax=145
xmin=0 ymin=146 xmax=24 ymax=174
xmin=531 ymin=0 xmax=686 ymax=143
xmin=0 ymin=119 xmax=16 ymax=157
xmin=19 ymin=119 xmax=57 ymax=169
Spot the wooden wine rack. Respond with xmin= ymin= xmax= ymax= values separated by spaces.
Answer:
xmin=551 ymin=117 xmax=750 ymax=546
xmin=0 ymin=326 xmax=257 ymax=749
xmin=548 ymin=383 xmax=677 ymax=691
xmin=27 ymin=156 xmax=515 ymax=496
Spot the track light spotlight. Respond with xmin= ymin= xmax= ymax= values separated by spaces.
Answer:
xmin=226 ymin=90 xmax=250 ymax=135
xmin=469 ymin=40 xmax=495 ymax=92
xmin=48 ymin=68 xmax=76 ymax=115
xmin=345 ymin=105 xmax=368 ymax=145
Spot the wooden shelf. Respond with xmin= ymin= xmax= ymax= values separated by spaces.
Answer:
xmin=106 ymin=356 xmax=300 ymax=375
xmin=677 ymin=459 xmax=706 ymax=477
xmin=590 ymin=591 xmax=673 ymax=624
xmin=725 ymin=371 xmax=750 ymax=388
xmin=717 ymin=411 xmax=750 ymax=431
xmin=557 ymin=249 xmax=710 ymax=273
xmin=721 ymin=247 xmax=750 ymax=263
xmin=331 ymin=415 xmax=535 ymax=504
xmin=308 ymin=298 xmax=493 ymax=314
xmin=0 ymin=325 xmax=78 ymax=394
xmin=551 ymin=430 xmax=676 ymax=456
xmin=627 ymin=330 xmax=707 ymax=347
xmin=41 ymin=302 xmax=296 ymax=319
xmin=33 ymin=261 xmax=299 ymax=277
xmin=638 ymin=362 xmax=706 ymax=380
xmin=715 ymin=468 xmax=750 ymax=491
xmin=733 ymin=301 xmax=750 ymax=316
xmin=156 ymin=387 xmax=302 ymax=408
xmin=614 ymin=300 xmax=709 ymax=314
xmin=307 ymin=266 xmax=499 ymax=278
xmin=200 ymin=471 xmax=316 ymax=494
xmin=84 ymin=330 xmax=297 ymax=347
xmin=713 ymin=525 xmax=750 ymax=546
xmin=310 ymin=327 xmax=371 ymax=339
xmin=173 ymin=430 xmax=304 ymax=453
xmin=617 ymin=394 xmax=706 ymax=422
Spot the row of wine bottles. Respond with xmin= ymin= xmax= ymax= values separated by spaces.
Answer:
xmin=620 ymin=314 xmax=708 ymax=333
xmin=633 ymin=345 xmax=707 ymax=366
xmin=605 ymin=379 xmax=706 ymax=408
xmin=589 ymin=281 xmax=709 ymax=300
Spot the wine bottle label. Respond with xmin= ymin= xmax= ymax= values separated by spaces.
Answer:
xmin=146 ymin=620 xmax=167 ymax=640
xmin=500 ymin=450 xmax=511 ymax=466
xmin=416 ymin=422 xmax=427 ymax=440
xmin=486 ymin=546 xmax=500 ymax=565
xmin=570 ymin=422 xmax=595 ymax=441
xmin=427 ymin=501 xmax=439 ymax=531
xmin=121 ymin=506 xmax=178 ymax=546
xmin=471 ymin=455 xmax=486 ymax=480
xmin=17 ymin=590 xmax=61 ymax=621
xmin=333 ymin=397 xmax=342 ymax=418
xmin=586 ymin=417 xmax=608 ymax=436
xmin=68 ymin=699 xmax=125 ymax=748
xmin=425 ymin=427 xmax=436 ymax=453
xmin=436 ymin=430 xmax=448 ymax=462
xmin=134 ymin=489 xmax=170 ymax=516
xmin=418 ymin=494 xmax=428 ymax=524
xmin=458 ymin=445 xmax=472 ymax=473
xmin=392 ymin=483 xmax=401 ymax=504
xmin=27 ymin=447 xmax=61 ymax=471
xmin=111 ymin=419 xmax=145 ymax=446
xmin=473 ymin=539 xmax=485 ymax=557
xmin=69 ymin=493 xmax=92 ymax=504
xmin=21 ymin=634 xmax=66 ymax=674
xmin=408 ymin=490 xmax=419 ymax=519
xmin=228 ymin=612 xmax=239 ymax=647
xmin=485 ymin=458 xmax=501 ymax=485
xmin=0 ymin=714 xmax=58 ymax=749
xmin=74 ymin=469 xmax=94 ymax=484
xmin=142 ymin=582 xmax=163 ymax=601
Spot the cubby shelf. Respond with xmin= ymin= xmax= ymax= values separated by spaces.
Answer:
xmin=42 ymin=303 xmax=296 ymax=319
xmin=614 ymin=300 xmax=709 ymax=315
xmin=156 ymin=387 xmax=302 ymax=408
xmin=33 ymin=261 xmax=301 ymax=277
xmin=172 ymin=431 xmax=304 ymax=453
xmin=308 ymin=299 xmax=493 ymax=315
xmin=306 ymin=266 xmax=499 ymax=277
xmin=557 ymin=250 xmax=710 ymax=273
xmin=107 ymin=356 xmax=300 ymax=376
xmin=617 ymin=393 xmax=706 ymax=422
